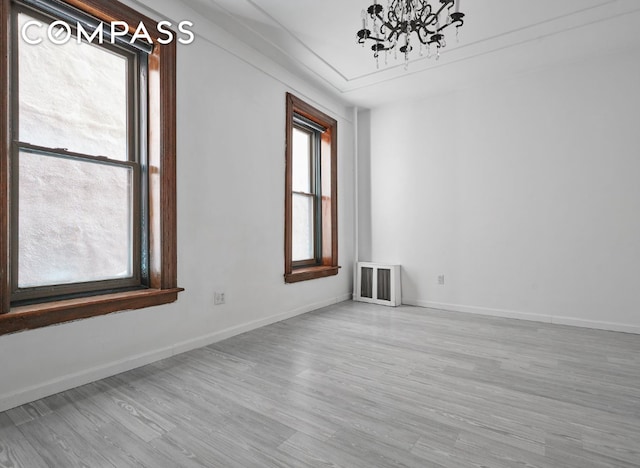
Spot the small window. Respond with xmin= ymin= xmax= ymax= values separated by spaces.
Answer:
xmin=0 ymin=0 xmax=182 ymax=334
xmin=285 ymin=93 xmax=338 ymax=283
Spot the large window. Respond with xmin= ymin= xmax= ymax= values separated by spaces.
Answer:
xmin=285 ymin=93 xmax=338 ymax=283
xmin=0 ymin=0 xmax=181 ymax=334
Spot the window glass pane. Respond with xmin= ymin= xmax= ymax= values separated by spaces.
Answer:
xmin=292 ymin=127 xmax=311 ymax=193
xmin=18 ymin=12 xmax=128 ymax=160
xmin=18 ymin=151 xmax=133 ymax=288
xmin=292 ymin=193 xmax=314 ymax=261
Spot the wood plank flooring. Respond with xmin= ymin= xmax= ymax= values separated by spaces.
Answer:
xmin=1 ymin=301 xmax=639 ymax=467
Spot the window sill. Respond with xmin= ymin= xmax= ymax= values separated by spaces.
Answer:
xmin=285 ymin=265 xmax=339 ymax=284
xmin=0 ymin=288 xmax=184 ymax=336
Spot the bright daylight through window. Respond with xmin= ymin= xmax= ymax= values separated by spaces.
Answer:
xmin=0 ymin=0 xmax=181 ymax=334
xmin=15 ymin=5 xmax=141 ymax=300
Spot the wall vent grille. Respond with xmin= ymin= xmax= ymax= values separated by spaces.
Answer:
xmin=355 ymin=262 xmax=401 ymax=306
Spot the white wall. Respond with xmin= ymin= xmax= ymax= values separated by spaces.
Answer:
xmin=363 ymin=48 xmax=640 ymax=333
xmin=0 ymin=0 xmax=355 ymax=412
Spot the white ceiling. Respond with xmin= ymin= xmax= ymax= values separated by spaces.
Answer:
xmin=183 ymin=0 xmax=640 ymax=108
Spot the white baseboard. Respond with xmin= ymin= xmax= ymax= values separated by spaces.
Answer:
xmin=550 ymin=315 xmax=640 ymax=334
xmin=0 ymin=293 xmax=352 ymax=413
xmin=405 ymin=299 xmax=640 ymax=335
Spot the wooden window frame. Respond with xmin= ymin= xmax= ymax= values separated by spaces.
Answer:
xmin=0 ymin=0 xmax=183 ymax=335
xmin=284 ymin=93 xmax=338 ymax=283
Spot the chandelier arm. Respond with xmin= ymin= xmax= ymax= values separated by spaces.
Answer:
xmin=357 ymin=30 xmax=392 ymax=45
xmin=424 ymin=11 xmax=438 ymax=29
xmin=433 ymin=0 xmax=455 ymax=20
xmin=383 ymin=18 xmax=403 ymax=39
xmin=414 ymin=28 xmax=429 ymax=45
xmin=436 ymin=21 xmax=457 ymax=33
xmin=417 ymin=0 xmax=430 ymax=11
xmin=387 ymin=7 xmax=400 ymax=24
xmin=359 ymin=23 xmax=397 ymax=45
xmin=437 ymin=13 xmax=465 ymax=33
xmin=415 ymin=0 xmax=432 ymax=21
xmin=379 ymin=22 xmax=397 ymax=45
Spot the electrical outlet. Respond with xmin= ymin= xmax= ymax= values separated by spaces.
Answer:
xmin=214 ymin=292 xmax=225 ymax=305
xmin=438 ymin=275 xmax=445 ymax=285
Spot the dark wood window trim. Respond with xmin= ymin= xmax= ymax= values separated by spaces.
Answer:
xmin=284 ymin=93 xmax=338 ymax=283
xmin=0 ymin=0 xmax=183 ymax=335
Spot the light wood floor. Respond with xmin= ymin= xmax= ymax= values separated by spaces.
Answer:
xmin=1 ymin=301 xmax=639 ymax=467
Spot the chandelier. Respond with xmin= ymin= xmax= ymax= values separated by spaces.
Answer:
xmin=357 ymin=0 xmax=465 ymax=68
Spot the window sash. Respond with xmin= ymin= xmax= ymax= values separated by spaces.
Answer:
xmin=291 ymin=191 xmax=316 ymax=266
xmin=291 ymin=126 xmax=312 ymax=194
xmin=292 ymin=119 xmax=326 ymax=268
xmin=292 ymin=119 xmax=323 ymax=267
xmin=293 ymin=113 xmax=326 ymax=134
xmin=10 ymin=144 xmax=142 ymax=303
xmin=12 ymin=2 xmax=145 ymax=163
